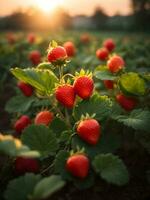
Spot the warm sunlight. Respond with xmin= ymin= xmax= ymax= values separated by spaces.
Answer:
xmin=36 ymin=0 xmax=63 ymax=13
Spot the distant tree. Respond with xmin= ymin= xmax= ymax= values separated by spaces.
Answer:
xmin=131 ymin=0 xmax=150 ymax=30
xmin=92 ymin=7 xmax=108 ymax=29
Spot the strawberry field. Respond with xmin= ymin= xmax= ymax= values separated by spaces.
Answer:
xmin=0 ymin=31 xmax=150 ymax=200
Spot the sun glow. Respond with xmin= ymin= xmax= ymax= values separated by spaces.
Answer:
xmin=36 ymin=0 xmax=63 ymax=13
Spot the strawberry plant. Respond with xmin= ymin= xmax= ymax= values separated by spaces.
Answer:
xmin=0 ymin=34 xmax=150 ymax=200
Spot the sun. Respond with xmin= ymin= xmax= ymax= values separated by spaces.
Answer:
xmin=36 ymin=0 xmax=63 ymax=13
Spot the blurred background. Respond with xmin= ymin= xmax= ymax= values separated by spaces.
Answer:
xmin=0 ymin=0 xmax=150 ymax=32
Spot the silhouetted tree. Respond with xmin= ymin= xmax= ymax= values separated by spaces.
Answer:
xmin=92 ymin=7 xmax=108 ymax=29
xmin=131 ymin=0 xmax=150 ymax=30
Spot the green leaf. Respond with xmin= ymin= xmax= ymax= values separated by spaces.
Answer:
xmin=119 ymin=72 xmax=146 ymax=96
xmin=4 ymin=173 xmax=41 ymax=200
xmin=95 ymin=69 xmax=116 ymax=81
xmin=54 ymin=150 xmax=71 ymax=180
xmin=11 ymin=68 xmax=58 ymax=95
xmin=21 ymin=125 xmax=59 ymax=158
xmin=32 ymin=175 xmax=65 ymax=200
xmin=136 ymin=132 xmax=150 ymax=154
xmin=50 ymin=118 xmax=68 ymax=137
xmin=5 ymin=95 xmax=36 ymax=113
xmin=113 ymin=109 xmax=150 ymax=132
xmin=72 ymin=132 xmax=121 ymax=159
xmin=92 ymin=153 xmax=129 ymax=186
xmin=73 ymin=93 xmax=112 ymax=121
xmin=0 ymin=134 xmax=40 ymax=158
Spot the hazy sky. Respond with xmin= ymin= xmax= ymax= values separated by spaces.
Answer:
xmin=0 ymin=0 xmax=132 ymax=16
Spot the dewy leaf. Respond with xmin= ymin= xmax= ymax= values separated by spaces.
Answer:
xmin=5 ymin=95 xmax=36 ymax=113
xmin=4 ymin=173 xmax=41 ymax=200
xmin=73 ymin=93 xmax=112 ymax=121
xmin=32 ymin=175 xmax=65 ymax=200
xmin=0 ymin=134 xmax=40 ymax=158
xmin=92 ymin=153 xmax=129 ymax=186
xmin=11 ymin=68 xmax=58 ymax=95
xmin=95 ymin=68 xmax=116 ymax=81
xmin=21 ymin=125 xmax=59 ymax=158
xmin=113 ymin=109 xmax=150 ymax=132
xmin=119 ymin=72 xmax=146 ymax=96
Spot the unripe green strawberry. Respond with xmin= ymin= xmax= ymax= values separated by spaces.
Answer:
xmin=55 ymin=84 xmax=76 ymax=108
xmin=66 ymin=154 xmax=89 ymax=179
xmin=77 ymin=119 xmax=101 ymax=145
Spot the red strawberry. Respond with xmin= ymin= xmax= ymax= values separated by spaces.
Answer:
xmin=66 ymin=154 xmax=89 ymax=179
xmin=103 ymin=80 xmax=114 ymax=90
xmin=34 ymin=111 xmax=54 ymax=126
xmin=96 ymin=47 xmax=109 ymax=61
xmin=107 ymin=55 xmax=125 ymax=73
xmin=6 ymin=33 xmax=16 ymax=44
xmin=77 ymin=119 xmax=101 ymax=145
xmin=17 ymin=81 xmax=33 ymax=97
xmin=27 ymin=33 xmax=36 ymax=44
xmin=15 ymin=157 xmax=39 ymax=174
xmin=116 ymin=94 xmax=137 ymax=111
xmin=74 ymin=76 xmax=94 ymax=99
xmin=47 ymin=46 xmax=67 ymax=63
xmin=29 ymin=50 xmax=41 ymax=65
xmin=55 ymin=85 xmax=76 ymax=108
xmin=80 ymin=33 xmax=91 ymax=44
xmin=63 ymin=41 xmax=76 ymax=57
xmin=103 ymin=38 xmax=115 ymax=52
xmin=14 ymin=115 xmax=31 ymax=134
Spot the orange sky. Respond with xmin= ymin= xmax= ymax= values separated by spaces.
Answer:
xmin=0 ymin=0 xmax=132 ymax=16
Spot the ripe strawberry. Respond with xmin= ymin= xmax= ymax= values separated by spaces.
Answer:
xmin=103 ymin=80 xmax=114 ymax=90
xmin=66 ymin=154 xmax=89 ymax=179
xmin=55 ymin=85 xmax=76 ymax=108
xmin=103 ymin=38 xmax=115 ymax=52
xmin=47 ymin=46 xmax=67 ymax=63
xmin=34 ymin=111 xmax=54 ymax=126
xmin=17 ymin=81 xmax=33 ymax=97
xmin=96 ymin=47 xmax=109 ymax=61
xmin=74 ymin=76 xmax=94 ymax=99
xmin=116 ymin=94 xmax=137 ymax=111
xmin=77 ymin=119 xmax=101 ymax=145
xmin=80 ymin=33 xmax=90 ymax=44
xmin=15 ymin=157 xmax=39 ymax=174
xmin=29 ymin=50 xmax=41 ymax=65
xmin=107 ymin=55 xmax=125 ymax=73
xmin=27 ymin=33 xmax=36 ymax=44
xmin=63 ymin=41 xmax=76 ymax=57
xmin=6 ymin=33 xmax=16 ymax=44
xmin=14 ymin=115 xmax=31 ymax=134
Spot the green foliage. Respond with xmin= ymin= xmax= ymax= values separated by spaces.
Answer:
xmin=4 ymin=173 xmax=41 ymax=200
xmin=11 ymin=68 xmax=58 ymax=96
xmin=113 ymin=109 xmax=150 ymax=132
xmin=73 ymin=93 xmax=112 ymax=121
xmin=32 ymin=175 xmax=66 ymax=200
xmin=0 ymin=135 xmax=40 ymax=158
xmin=72 ymin=132 xmax=121 ymax=159
xmin=21 ymin=125 xmax=59 ymax=158
xmin=92 ymin=153 xmax=129 ymax=186
xmin=5 ymin=95 xmax=36 ymax=113
xmin=95 ymin=67 xmax=117 ymax=80
xmin=119 ymin=72 xmax=146 ymax=96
